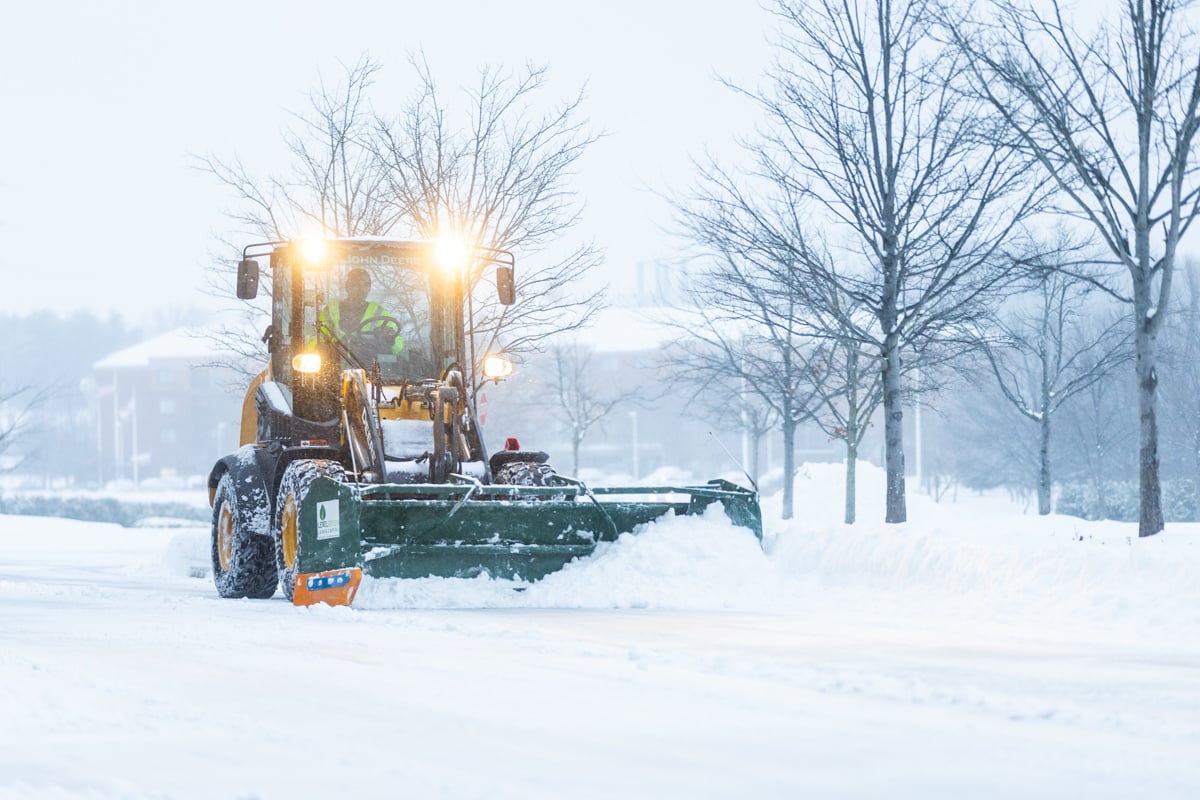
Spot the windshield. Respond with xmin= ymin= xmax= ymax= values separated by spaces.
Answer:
xmin=309 ymin=246 xmax=441 ymax=382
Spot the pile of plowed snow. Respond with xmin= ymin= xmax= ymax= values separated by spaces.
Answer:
xmin=354 ymin=502 xmax=776 ymax=609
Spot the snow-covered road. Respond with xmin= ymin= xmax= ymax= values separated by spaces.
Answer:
xmin=3 ymin=469 xmax=1199 ymax=799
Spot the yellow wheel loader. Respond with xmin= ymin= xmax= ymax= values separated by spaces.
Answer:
xmin=207 ymin=238 xmax=761 ymax=606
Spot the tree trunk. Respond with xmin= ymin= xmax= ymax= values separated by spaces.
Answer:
xmin=882 ymin=335 xmax=907 ymax=523
xmin=1132 ymin=88 xmax=1164 ymax=536
xmin=844 ymin=349 xmax=860 ymax=525
xmin=1032 ymin=410 xmax=1051 ymax=515
xmin=782 ymin=417 xmax=796 ymax=520
xmin=1193 ymin=423 xmax=1200 ymax=522
xmin=571 ymin=434 xmax=581 ymax=478
xmin=844 ymin=441 xmax=858 ymax=525
xmin=1037 ymin=311 xmax=1053 ymax=516
xmin=1037 ymin=410 xmax=1052 ymax=515
xmin=750 ymin=430 xmax=762 ymax=486
xmin=1135 ymin=320 xmax=1164 ymax=536
xmin=1090 ymin=470 xmax=1105 ymax=521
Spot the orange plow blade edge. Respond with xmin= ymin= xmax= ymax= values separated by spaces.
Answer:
xmin=292 ymin=568 xmax=363 ymax=607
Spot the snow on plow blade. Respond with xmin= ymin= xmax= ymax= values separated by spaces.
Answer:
xmin=290 ymin=477 xmax=762 ymax=605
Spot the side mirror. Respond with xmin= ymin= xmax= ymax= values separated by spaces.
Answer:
xmin=496 ymin=265 xmax=515 ymax=306
xmin=236 ymin=259 xmax=260 ymax=300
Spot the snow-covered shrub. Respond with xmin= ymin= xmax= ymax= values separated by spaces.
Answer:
xmin=0 ymin=493 xmax=209 ymax=527
xmin=1165 ymin=479 xmax=1199 ymax=521
xmin=1056 ymin=479 xmax=1197 ymax=522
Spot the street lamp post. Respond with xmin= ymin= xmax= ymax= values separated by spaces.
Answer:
xmin=629 ymin=410 xmax=639 ymax=481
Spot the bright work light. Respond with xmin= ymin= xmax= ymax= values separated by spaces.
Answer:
xmin=298 ymin=237 xmax=329 ymax=267
xmin=434 ymin=236 xmax=469 ymax=275
xmin=293 ymin=353 xmax=322 ymax=374
xmin=482 ymin=355 xmax=513 ymax=381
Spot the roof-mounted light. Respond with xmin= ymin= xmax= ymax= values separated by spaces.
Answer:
xmin=434 ymin=236 xmax=469 ymax=275
xmin=298 ymin=237 xmax=329 ymax=268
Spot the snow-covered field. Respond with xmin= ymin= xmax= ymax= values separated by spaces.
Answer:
xmin=2 ymin=463 xmax=1198 ymax=799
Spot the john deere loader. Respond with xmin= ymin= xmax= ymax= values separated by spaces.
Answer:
xmin=207 ymin=238 xmax=761 ymax=606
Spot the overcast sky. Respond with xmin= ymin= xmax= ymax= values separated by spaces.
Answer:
xmin=0 ymin=1 xmax=771 ymax=321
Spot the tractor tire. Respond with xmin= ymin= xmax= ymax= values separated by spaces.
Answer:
xmin=211 ymin=472 xmax=278 ymax=599
xmin=273 ymin=459 xmax=347 ymax=602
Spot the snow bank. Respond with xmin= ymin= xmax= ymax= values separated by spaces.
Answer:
xmin=35 ymin=459 xmax=1194 ymax=627
xmin=771 ymin=462 xmax=1200 ymax=630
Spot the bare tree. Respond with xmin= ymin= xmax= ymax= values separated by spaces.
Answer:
xmin=0 ymin=383 xmax=47 ymax=472
xmin=1160 ymin=257 xmax=1200 ymax=516
xmin=951 ymin=0 xmax=1200 ymax=536
xmin=978 ymin=250 xmax=1131 ymax=514
xmin=1056 ymin=355 xmax=1139 ymax=519
xmin=199 ymin=55 xmax=606 ymax=397
xmin=198 ymin=55 xmax=394 ymax=243
xmin=542 ymin=343 xmax=640 ymax=476
xmin=938 ymin=373 xmax=1041 ymax=499
xmin=373 ymin=57 xmax=605 ymax=396
xmin=681 ymin=0 xmax=1037 ymax=523
xmin=806 ymin=336 xmax=884 ymax=524
xmin=677 ymin=366 xmax=780 ymax=487
xmin=196 ymin=56 xmax=395 ymax=378
xmin=663 ymin=251 xmax=824 ymax=520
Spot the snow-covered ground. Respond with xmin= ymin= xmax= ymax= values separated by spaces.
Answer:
xmin=2 ymin=463 xmax=1198 ymax=799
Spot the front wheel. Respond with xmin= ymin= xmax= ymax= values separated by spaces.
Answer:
xmin=211 ymin=472 xmax=277 ymax=599
xmin=273 ymin=459 xmax=347 ymax=602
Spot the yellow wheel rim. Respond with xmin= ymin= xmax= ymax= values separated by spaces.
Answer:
xmin=217 ymin=501 xmax=234 ymax=571
xmin=280 ymin=495 xmax=299 ymax=570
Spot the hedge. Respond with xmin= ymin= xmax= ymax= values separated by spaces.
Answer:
xmin=0 ymin=494 xmax=210 ymax=528
xmin=1056 ymin=480 xmax=1198 ymax=522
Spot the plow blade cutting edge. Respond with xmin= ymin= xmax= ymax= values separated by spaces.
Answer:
xmin=289 ymin=478 xmax=762 ymax=606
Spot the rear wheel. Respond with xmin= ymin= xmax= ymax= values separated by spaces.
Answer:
xmin=274 ymin=459 xmax=347 ymax=601
xmin=211 ymin=472 xmax=277 ymax=599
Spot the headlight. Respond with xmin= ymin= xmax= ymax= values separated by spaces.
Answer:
xmin=293 ymin=353 xmax=322 ymax=374
xmin=482 ymin=355 xmax=513 ymax=380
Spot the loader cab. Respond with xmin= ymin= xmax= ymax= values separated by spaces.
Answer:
xmin=265 ymin=240 xmax=465 ymax=421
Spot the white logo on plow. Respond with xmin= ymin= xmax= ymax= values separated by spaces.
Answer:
xmin=316 ymin=500 xmax=340 ymax=540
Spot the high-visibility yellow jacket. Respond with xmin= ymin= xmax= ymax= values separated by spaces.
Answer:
xmin=316 ymin=300 xmax=404 ymax=355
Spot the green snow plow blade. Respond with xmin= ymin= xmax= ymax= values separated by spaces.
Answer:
xmin=286 ymin=477 xmax=761 ymax=604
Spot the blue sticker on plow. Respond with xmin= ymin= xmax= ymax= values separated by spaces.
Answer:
xmin=307 ymin=571 xmax=353 ymax=590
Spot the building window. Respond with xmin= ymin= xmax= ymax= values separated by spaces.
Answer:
xmin=157 ymin=368 xmax=173 ymax=386
xmin=160 ymin=398 xmax=176 ymax=415
xmin=161 ymin=428 xmax=177 ymax=445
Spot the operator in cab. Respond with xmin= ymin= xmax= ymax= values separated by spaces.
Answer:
xmin=317 ymin=268 xmax=404 ymax=362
